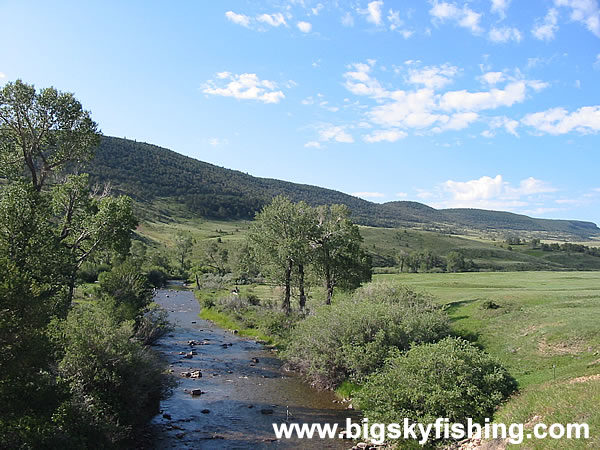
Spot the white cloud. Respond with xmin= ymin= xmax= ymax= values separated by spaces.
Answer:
xmin=208 ymin=137 xmax=229 ymax=147
xmin=311 ymin=4 xmax=324 ymax=16
xmin=407 ymin=64 xmax=459 ymax=89
xmin=304 ymin=141 xmax=322 ymax=148
xmin=203 ymin=72 xmax=285 ymax=104
xmin=489 ymin=26 xmax=522 ymax=42
xmin=363 ymin=129 xmax=408 ymax=143
xmin=318 ymin=124 xmax=354 ymax=143
xmin=439 ymin=81 xmax=527 ymax=111
xmin=491 ymin=0 xmax=511 ymax=18
xmin=297 ymin=21 xmax=312 ymax=32
xmin=437 ymin=175 xmax=557 ymax=209
xmin=429 ymin=1 xmax=484 ymax=34
xmin=352 ymin=191 xmax=386 ymax=198
xmin=522 ymin=105 xmax=600 ymax=134
xmin=555 ymin=0 xmax=600 ymax=37
xmin=257 ymin=13 xmax=287 ymax=27
xmin=396 ymin=192 xmax=408 ymax=198
xmin=489 ymin=116 xmax=520 ymax=136
xmin=595 ymin=53 xmax=600 ymax=69
xmin=435 ymin=112 xmax=479 ymax=131
xmin=481 ymin=71 xmax=505 ymax=85
xmin=0 ymin=72 xmax=5 ymax=79
xmin=341 ymin=11 xmax=355 ymax=27
xmin=533 ymin=8 xmax=559 ymax=41
xmin=225 ymin=11 xmax=251 ymax=28
xmin=363 ymin=1 xmax=384 ymax=26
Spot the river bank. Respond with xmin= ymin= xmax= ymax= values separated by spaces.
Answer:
xmin=144 ymin=287 xmax=358 ymax=449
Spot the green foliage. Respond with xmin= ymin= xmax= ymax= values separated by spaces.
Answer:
xmin=356 ymin=337 xmax=517 ymax=428
xmin=146 ymin=266 xmax=168 ymax=288
xmin=51 ymin=302 xmax=171 ymax=447
xmin=89 ymin=136 xmax=599 ymax=237
xmin=283 ymin=282 xmax=450 ymax=388
xmin=0 ymin=79 xmax=99 ymax=191
xmin=97 ymin=260 xmax=153 ymax=321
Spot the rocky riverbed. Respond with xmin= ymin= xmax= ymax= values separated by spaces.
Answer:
xmin=143 ymin=286 xmax=358 ymax=449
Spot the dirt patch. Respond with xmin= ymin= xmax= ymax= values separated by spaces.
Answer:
xmin=537 ymin=338 xmax=585 ymax=355
xmin=568 ymin=373 xmax=600 ymax=384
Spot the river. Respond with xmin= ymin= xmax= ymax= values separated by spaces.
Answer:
xmin=144 ymin=286 xmax=358 ymax=449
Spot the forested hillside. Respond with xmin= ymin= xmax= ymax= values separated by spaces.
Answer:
xmin=89 ymin=136 xmax=600 ymax=238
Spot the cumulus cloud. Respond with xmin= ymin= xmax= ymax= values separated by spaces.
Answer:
xmin=225 ymin=11 xmax=251 ymax=28
xmin=257 ymin=12 xmax=287 ymax=27
xmin=429 ymin=1 xmax=484 ymax=34
xmin=533 ymin=8 xmax=559 ymax=40
xmin=522 ymin=105 xmax=600 ymax=134
xmin=362 ymin=1 xmax=384 ymax=26
xmin=435 ymin=175 xmax=557 ymax=209
xmin=491 ymin=0 xmax=511 ymax=18
xmin=489 ymin=26 xmax=522 ymax=42
xmin=363 ymin=129 xmax=408 ymax=143
xmin=297 ymin=21 xmax=312 ymax=32
xmin=407 ymin=64 xmax=459 ymax=89
xmin=481 ymin=71 xmax=505 ymax=85
xmin=317 ymin=124 xmax=354 ymax=143
xmin=439 ymin=81 xmax=527 ymax=111
xmin=203 ymin=72 xmax=285 ymax=104
xmin=555 ymin=0 xmax=600 ymax=37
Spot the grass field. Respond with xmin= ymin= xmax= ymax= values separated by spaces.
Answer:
xmin=375 ymin=271 xmax=600 ymax=448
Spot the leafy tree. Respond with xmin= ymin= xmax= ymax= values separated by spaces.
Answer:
xmin=200 ymin=240 xmax=229 ymax=276
xmin=174 ymin=231 xmax=193 ymax=271
xmin=248 ymin=196 xmax=312 ymax=314
xmin=0 ymin=79 xmax=99 ymax=191
xmin=446 ymin=250 xmax=466 ymax=272
xmin=312 ymin=204 xmax=371 ymax=304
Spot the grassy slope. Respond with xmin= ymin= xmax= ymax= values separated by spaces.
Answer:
xmin=376 ymin=271 xmax=600 ymax=448
xmin=134 ymin=209 xmax=600 ymax=272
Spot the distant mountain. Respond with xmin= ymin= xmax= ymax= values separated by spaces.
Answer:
xmin=88 ymin=136 xmax=600 ymax=238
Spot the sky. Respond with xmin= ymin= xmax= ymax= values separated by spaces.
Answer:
xmin=1 ymin=0 xmax=600 ymax=225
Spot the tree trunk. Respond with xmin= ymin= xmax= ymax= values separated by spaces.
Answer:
xmin=325 ymin=266 xmax=334 ymax=305
xmin=298 ymin=263 xmax=306 ymax=310
xmin=195 ymin=273 xmax=200 ymax=289
xmin=283 ymin=259 xmax=293 ymax=314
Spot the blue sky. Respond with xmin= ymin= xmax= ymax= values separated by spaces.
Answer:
xmin=1 ymin=0 xmax=600 ymax=225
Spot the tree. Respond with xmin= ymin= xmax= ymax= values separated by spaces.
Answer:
xmin=200 ymin=240 xmax=229 ymax=276
xmin=312 ymin=204 xmax=371 ymax=304
xmin=446 ymin=251 xmax=466 ymax=272
xmin=174 ymin=231 xmax=193 ymax=271
xmin=248 ymin=196 xmax=313 ymax=314
xmin=0 ymin=80 xmax=99 ymax=191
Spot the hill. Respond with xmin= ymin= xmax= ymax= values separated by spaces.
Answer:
xmin=88 ymin=136 xmax=600 ymax=239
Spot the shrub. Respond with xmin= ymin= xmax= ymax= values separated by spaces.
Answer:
xmin=146 ymin=267 xmax=168 ymax=288
xmin=355 ymin=337 xmax=517 ymax=429
xmin=51 ymin=303 xmax=173 ymax=447
xmin=283 ymin=282 xmax=450 ymax=388
xmin=97 ymin=260 xmax=153 ymax=320
xmin=134 ymin=303 xmax=173 ymax=345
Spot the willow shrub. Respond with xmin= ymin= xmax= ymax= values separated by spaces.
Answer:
xmin=356 ymin=337 xmax=517 ymax=428
xmin=283 ymin=282 xmax=450 ymax=388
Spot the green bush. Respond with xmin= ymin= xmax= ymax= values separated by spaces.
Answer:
xmin=356 ymin=337 xmax=517 ymax=429
xmin=146 ymin=267 xmax=168 ymax=288
xmin=51 ymin=303 xmax=173 ymax=447
xmin=283 ymin=282 xmax=450 ymax=388
xmin=97 ymin=260 xmax=153 ymax=321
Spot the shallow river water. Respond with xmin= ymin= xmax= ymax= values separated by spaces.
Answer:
xmin=145 ymin=286 xmax=358 ymax=449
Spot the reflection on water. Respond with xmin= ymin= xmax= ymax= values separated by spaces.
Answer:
xmin=145 ymin=287 xmax=358 ymax=449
